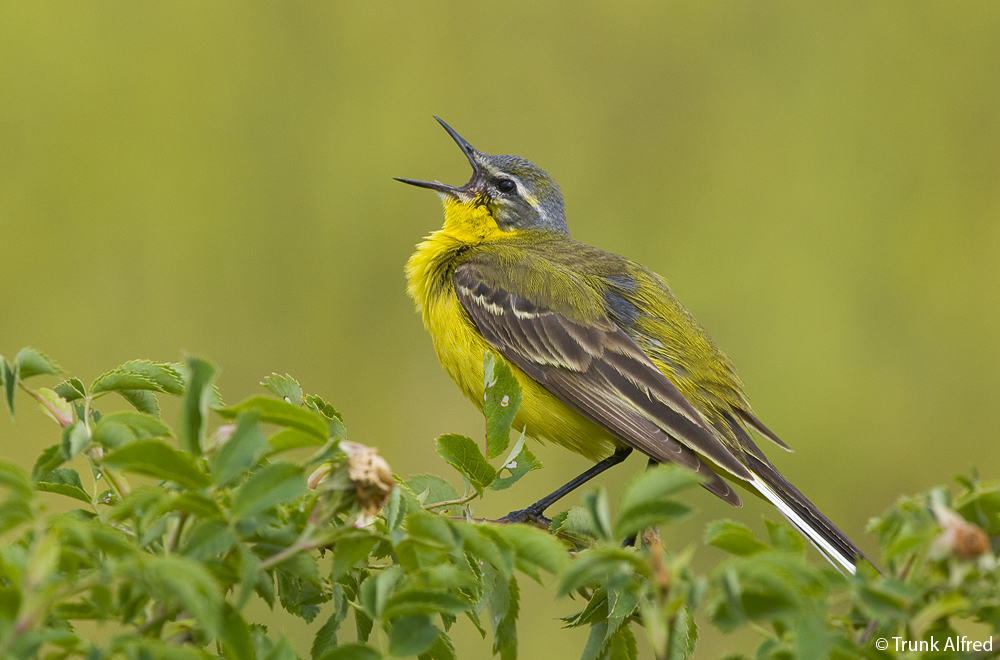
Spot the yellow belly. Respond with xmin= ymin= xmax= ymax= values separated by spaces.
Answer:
xmin=424 ymin=288 xmax=620 ymax=462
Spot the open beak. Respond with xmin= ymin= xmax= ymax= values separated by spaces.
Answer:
xmin=395 ymin=117 xmax=483 ymax=198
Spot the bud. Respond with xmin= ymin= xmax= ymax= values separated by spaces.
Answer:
xmin=341 ymin=442 xmax=395 ymax=517
xmin=931 ymin=502 xmax=990 ymax=560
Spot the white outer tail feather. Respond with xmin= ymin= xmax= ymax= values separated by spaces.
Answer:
xmin=750 ymin=477 xmax=857 ymax=575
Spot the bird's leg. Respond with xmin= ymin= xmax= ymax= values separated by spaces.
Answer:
xmin=622 ymin=457 xmax=660 ymax=547
xmin=499 ymin=446 xmax=633 ymax=525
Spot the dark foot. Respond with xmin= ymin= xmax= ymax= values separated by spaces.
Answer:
xmin=621 ymin=534 xmax=637 ymax=548
xmin=498 ymin=507 xmax=551 ymax=526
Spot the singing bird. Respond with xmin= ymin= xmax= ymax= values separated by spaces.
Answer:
xmin=399 ymin=118 xmax=871 ymax=574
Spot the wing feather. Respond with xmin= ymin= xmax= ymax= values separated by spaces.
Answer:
xmin=453 ymin=262 xmax=752 ymax=505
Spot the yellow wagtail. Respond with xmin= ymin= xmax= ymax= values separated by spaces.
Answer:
xmin=399 ymin=118 xmax=872 ymax=574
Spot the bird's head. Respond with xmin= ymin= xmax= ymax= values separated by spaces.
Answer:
xmin=397 ymin=118 xmax=568 ymax=237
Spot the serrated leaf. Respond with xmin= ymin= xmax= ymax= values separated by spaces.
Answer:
xmin=92 ymin=371 xmax=163 ymax=395
xmin=502 ymin=524 xmax=569 ymax=576
xmin=482 ymin=352 xmax=522 ymax=460
xmin=212 ymin=412 xmax=267 ymax=487
xmin=705 ymin=521 xmax=768 ymax=556
xmin=104 ymin=440 xmax=211 ymax=489
xmin=99 ymin=361 xmax=184 ymax=396
xmin=218 ymin=396 xmax=329 ymax=441
xmin=387 ymin=615 xmax=440 ymax=657
xmin=487 ymin=573 xmax=518 ymax=659
xmin=15 ymin=348 xmax=62 ymax=379
xmin=262 ymin=374 xmax=303 ymax=405
xmin=551 ymin=507 xmax=596 ymax=539
xmin=178 ymin=357 xmax=217 ymax=456
xmin=667 ymin=605 xmax=697 ymax=660
xmin=231 ymin=461 xmax=307 ymax=520
xmin=490 ymin=431 xmax=542 ymax=491
xmin=407 ymin=474 xmax=459 ymax=508
xmin=119 ymin=389 xmax=160 ymax=416
xmin=53 ymin=377 xmax=86 ymax=402
xmin=36 ymin=468 xmax=90 ymax=503
xmin=435 ymin=434 xmax=495 ymax=496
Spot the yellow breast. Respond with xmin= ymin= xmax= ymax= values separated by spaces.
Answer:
xmin=405 ymin=208 xmax=620 ymax=462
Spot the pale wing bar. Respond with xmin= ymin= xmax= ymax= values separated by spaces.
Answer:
xmin=454 ymin=264 xmax=751 ymax=504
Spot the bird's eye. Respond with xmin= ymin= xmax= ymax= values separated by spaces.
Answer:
xmin=496 ymin=178 xmax=517 ymax=194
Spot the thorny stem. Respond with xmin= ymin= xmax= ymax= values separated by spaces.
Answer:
xmin=18 ymin=382 xmax=72 ymax=427
xmin=423 ymin=491 xmax=478 ymax=511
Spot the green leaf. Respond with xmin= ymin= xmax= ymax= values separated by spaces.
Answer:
xmin=704 ymin=520 xmax=768 ymax=556
xmin=231 ymin=461 xmax=307 ymax=520
xmin=119 ymin=389 xmax=160 ymax=416
xmin=764 ymin=519 xmax=805 ymax=554
xmin=94 ymin=411 xmax=171 ymax=449
xmin=262 ymin=374 xmax=303 ymax=405
xmin=0 ymin=461 xmax=34 ymax=499
xmin=358 ymin=567 xmax=403 ymax=620
xmin=15 ymin=347 xmax=62 ymax=379
xmin=267 ymin=428 xmax=327 ymax=455
xmin=36 ymin=468 xmax=91 ymax=503
xmin=219 ymin=603 xmax=255 ymax=660
xmin=559 ymin=547 xmax=648 ymax=596
xmin=304 ymin=394 xmax=347 ymax=441
xmin=104 ymin=439 xmax=211 ymax=489
xmin=383 ymin=590 xmax=470 ymax=620
xmin=137 ymin=555 xmax=224 ymax=637
xmin=407 ymin=474 xmax=460 ymax=507
xmin=388 ymin=615 xmax=440 ymax=657
xmin=667 ymin=606 xmax=698 ymax=660
xmin=31 ymin=444 xmax=65 ymax=481
xmin=318 ymin=644 xmax=381 ymax=660
xmin=3 ymin=357 xmax=18 ymax=417
xmin=331 ymin=535 xmax=380 ymax=581
xmin=34 ymin=387 xmax=74 ymax=426
xmin=487 ymin=573 xmax=518 ymax=660
xmin=435 ymin=434 xmax=496 ymax=496
xmin=613 ymin=499 xmax=691 ymax=539
xmin=91 ymin=360 xmax=184 ymax=396
xmin=618 ymin=464 xmax=703 ymax=513
xmin=483 ymin=352 xmax=522 ymax=459
xmin=212 ymin=412 xmax=268 ymax=487
xmin=502 ymin=524 xmax=570 ymax=576
xmin=178 ymin=357 xmax=217 ymax=456
xmin=218 ymin=396 xmax=329 ymax=441
xmin=60 ymin=422 xmax=91 ymax=460
xmin=53 ymin=377 xmax=86 ymax=402
xmin=182 ymin=519 xmax=236 ymax=561
xmin=489 ymin=431 xmax=542 ymax=491
xmin=583 ymin=489 xmax=614 ymax=542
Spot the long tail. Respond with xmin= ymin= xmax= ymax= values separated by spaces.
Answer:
xmin=743 ymin=453 xmax=877 ymax=575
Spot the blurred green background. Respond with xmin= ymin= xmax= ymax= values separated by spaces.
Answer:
xmin=2 ymin=2 xmax=999 ymax=657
